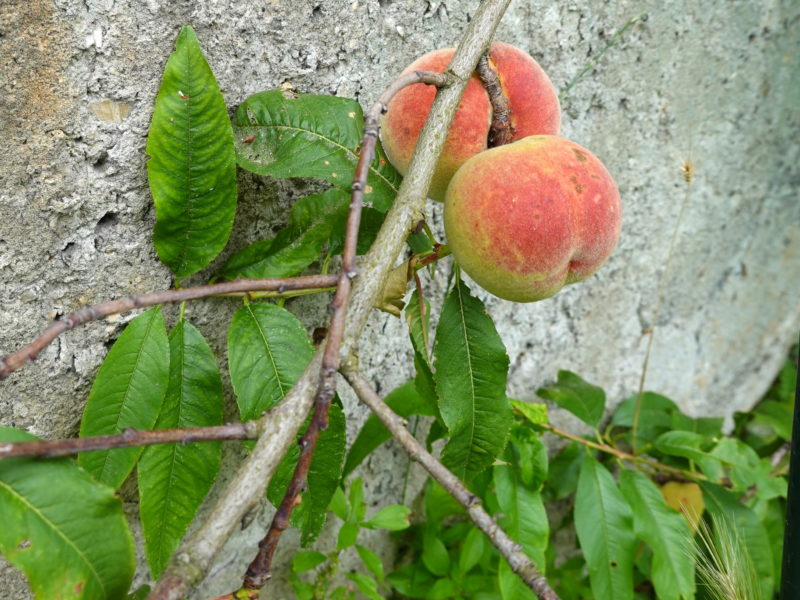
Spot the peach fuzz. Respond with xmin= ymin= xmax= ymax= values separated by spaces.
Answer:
xmin=380 ymin=43 xmax=561 ymax=202
xmin=443 ymin=136 xmax=621 ymax=303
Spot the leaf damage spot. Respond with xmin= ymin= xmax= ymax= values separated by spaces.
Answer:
xmin=17 ymin=539 xmax=31 ymax=550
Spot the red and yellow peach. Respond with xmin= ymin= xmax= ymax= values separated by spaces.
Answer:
xmin=443 ymin=135 xmax=621 ymax=302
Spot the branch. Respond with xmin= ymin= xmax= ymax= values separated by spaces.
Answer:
xmin=0 ymin=424 xmax=258 ymax=459
xmin=149 ymin=2 xmax=512 ymax=597
xmin=341 ymin=362 xmax=560 ymax=600
xmin=241 ymin=68 xmax=455 ymax=590
xmin=541 ymin=423 xmax=708 ymax=482
xmin=475 ymin=53 xmax=513 ymax=146
xmin=0 ymin=274 xmax=339 ymax=381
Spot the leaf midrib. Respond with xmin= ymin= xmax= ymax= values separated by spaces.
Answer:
xmin=248 ymin=305 xmax=287 ymax=403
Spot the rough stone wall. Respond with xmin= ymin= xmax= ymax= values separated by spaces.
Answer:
xmin=1 ymin=0 xmax=798 ymax=596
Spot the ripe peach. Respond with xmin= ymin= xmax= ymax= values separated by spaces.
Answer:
xmin=381 ymin=42 xmax=561 ymax=202
xmin=443 ymin=135 xmax=621 ymax=302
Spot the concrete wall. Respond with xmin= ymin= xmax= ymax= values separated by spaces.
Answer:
xmin=1 ymin=0 xmax=798 ymax=596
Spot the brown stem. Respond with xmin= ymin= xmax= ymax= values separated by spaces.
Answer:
xmin=475 ymin=53 xmax=513 ymax=147
xmin=541 ymin=423 xmax=706 ymax=482
xmin=0 ymin=274 xmax=339 ymax=381
xmin=242 ymin=67 xmax=455 ymax=591
xmin=341 ymin=361 xmax=560 ymax=600
xmin=0 ymin=424 xmax=258 ymax=459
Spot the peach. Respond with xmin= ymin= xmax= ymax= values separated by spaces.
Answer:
xmin=443 ymin=135 xmax=621 ymax=302
xmin=380 ymin=42 xmax=561 ymax=201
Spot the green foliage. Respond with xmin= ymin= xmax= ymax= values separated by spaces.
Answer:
xmin=433 ymin=277 xmax=512 ymax=480
xmin=288 ymin=478 xmax=410 ymax=600
xmin=537 ymin=369 xmax=605 ymax=428
xmin=146 ymin=25 xmax=237 ymax=279
xmin=574 ymin=455 xmax=636 ymax=600
xmin=138 ymin=319 xmax=223 ymax=577
xmin=619 ymin=470 xmax=695 ymax=600
xmin=233 ymin=90 xmax=401 ymax=212
xmin=79 ymin=307 xmax=170 ymax=488
xmin=215 ymin=188 xmax=382 ymax=281
xmin=0 ymin=427 xmax=136 ymax=600
xmin=268 ymin=401 xmax=347 ymax=546
xmin=227 ymin=302 xmax=314 ymax=422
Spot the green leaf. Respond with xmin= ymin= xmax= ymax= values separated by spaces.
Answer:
xmin=426 ymin=578 xmax=456 ymax=600
xmin=537 ymin=370 xmax=605 ymax=428
xmin=433 ymin=279 xmax=512 ymax=480
xmin=619 ymin=470 xmax=694 ymax=600
xmin=387 ymin=563 xmax=434 ymax=598
xmin=356 ymin=545 xmax=385 ymax=583
xmin=498 ymin=559 xmax=536 ymax=600
xmin=215 ymin=188 xmax=352 ymax=281
xmin=458 ymin=526 xmax=485 ymax=575
xmin=406 ymin=289 xmax=431 ymax=364
xmin=545 ymin=442 xmax=584 ymax=500
xmin=138 ymin=319 xmax=223 ymax=578
xmin=493 ymin=464 xmax=549 ymax=571
xmin=330 ymin=486 xmax=348 ymax=521
xmin=701 ymin=482 xmax=775 ymax=599
xmin=228 ymin=302 xmax=314 ymax=422
xmin=414 ymin=351 xmax=439 ymax=418
xmin=611 ymin=392 xmax=678 ymax=447
xmin=127 ymin=586 xmax=151 ymax=600
xmin=0 ymin=427 xmax=135 ymax=600
xmin=146 ymin=25 xmax=236 ymax=278
xmin=234 ymin=90 xmax=401 ymax=212
xmin=508 ymin=427 xmax=548 ymax=489
xmin=337 ymin=521 xmax=359 ymax=551
xmin=292 ymin=550 xmax=327 ymax=573
xmin=424 ymin=480 xmax=464 ymax=524
xmin=421 ymin=528 xmax=450 ymax=576
xmin=671 ymin=412 xmax=723 ymax=438
xmin=267 ymin=402 xmax=346 ymax=545
xmin=349 ymin=477 xmax=367 ymax=522
xmin=511 ymin=399 xmax=549 ymax=427
xmin=344 ymin=380 xmax=435 ymax=477
xmin=365 ymin=504 xmax=412 ymax=531
xmin=79 ymin=307 xmax=169 ymax=488
xmin=346 ymin=572 xmax=383 ymax=600
xmin=653 ymin=431 xmax=722 ymax=479
xmin=574 ymin=456 xmax=636 ymax=600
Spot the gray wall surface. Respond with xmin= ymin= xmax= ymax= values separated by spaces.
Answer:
xmin=1 ymin=0 xmax=798 ymax=596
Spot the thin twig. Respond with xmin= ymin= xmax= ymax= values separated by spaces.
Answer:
xmin=0 ymin=423 xmax=258 ymax=459
xmin=0 ymin=274 xmax=339 ymax=381
xmin=242 ymin=68 xmax=455 ymax=591
xmin=632 ymin=158 xmax=693 ymax=452
xmin=475 ymin=53 xmax=513 ymax=146
xmin=148 ymin=3 xmax=512 ymax=597
xmin=541 ymin=423 xmax=706 ymax=482
xmin=341 ymin=362 xmax=560 ymax=600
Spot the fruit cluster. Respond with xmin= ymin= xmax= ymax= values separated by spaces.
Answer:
xmin=381 ymin=43 xmax=621 ymax=303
